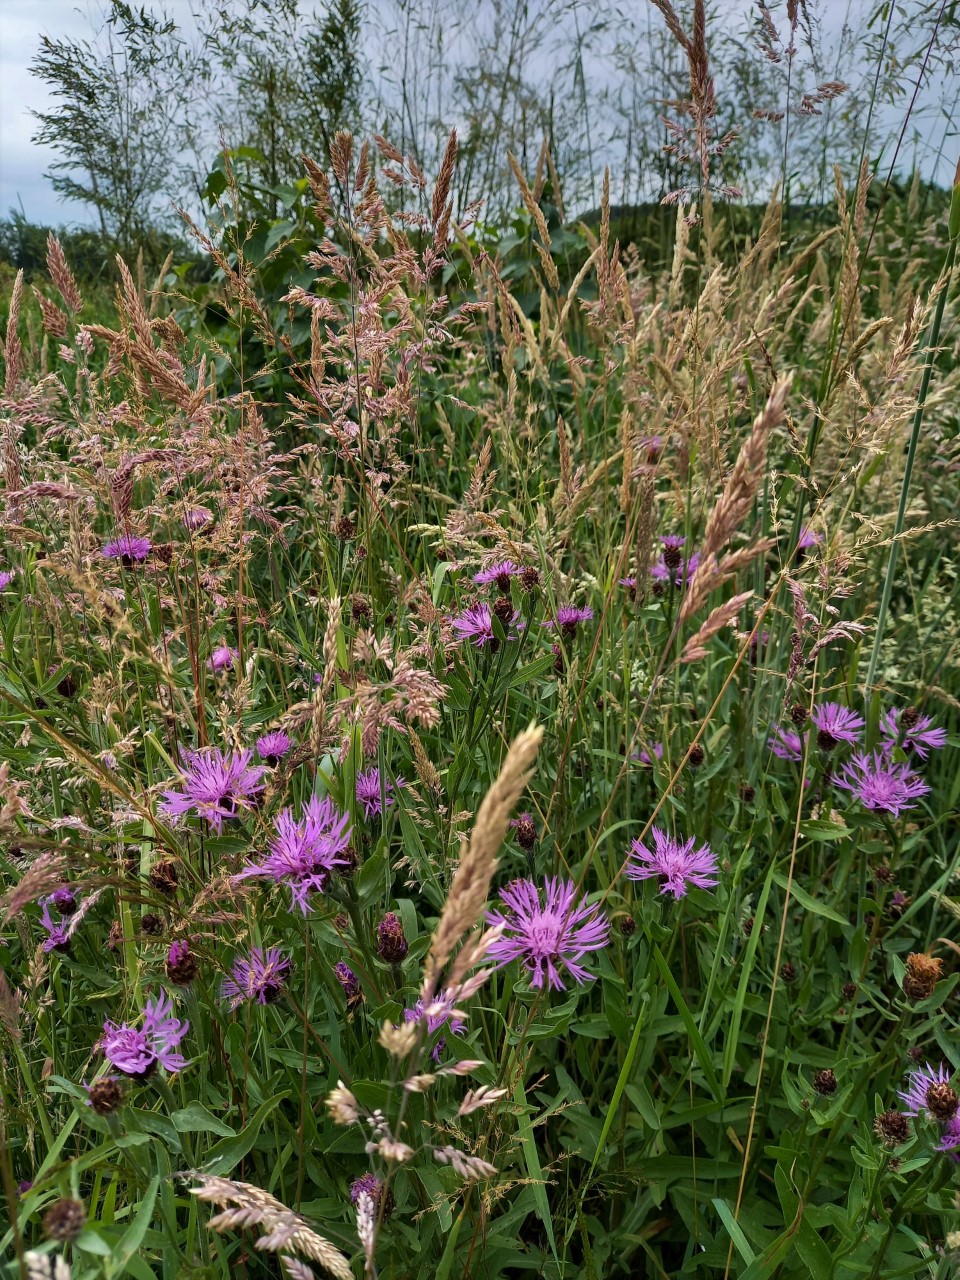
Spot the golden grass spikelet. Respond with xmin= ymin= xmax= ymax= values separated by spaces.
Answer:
xmin=423 ymin=723 xmax=543 ymax=1001
xmin=507 ymin=152 xmax=560 ymax=290
xmin=188 ymin=1175 xmax=352 ymax=1280
xmin=680 ymin=374 xmax=792 ymax=622
xmin=46 ymin=233 xmax=82 ymax=313
xmin=4 ymin=269 xmax=24 ymax=393
xmin=681 ymin=591 xmax=754 ymax=663
xmin=32 ymin=288 xmax=68 ymax=339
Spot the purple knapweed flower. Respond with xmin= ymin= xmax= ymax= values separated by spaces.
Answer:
xmin=618 ymin=576 xmax=637 ymax=589
xmin=0 ymin=569 xmax=15 ymax=591
xmin=208 ymin=645 xmax=238 ymax=673
xmin=101 ymin=991 xmax=189 ymax=1078
xmin=542 ymin=606 xmax=594 ymax=639
xmin=452 ymin=602 xmax=497 ymax=648
xmin=49 ymin=887 xmax=77 ymax=914
xmin=473 ymin=560 xmax=521 ymax=590
xmin=650 ymin=537 xmax=700 ymax=588
xmin=256 ymin=730 xmax=292 ymax=764
xmin=159 ymin=747 xmax=265 ymax=833
xmin=355 ymin=768 xmax=403 ymax=820
xmin=624 ymin=827 xmax=719 ymax=899
xmin=811 ymin=701 xmax=864 ymax=749
xmin=797 ymin=526 xmax=822 ymax=550
xmin=182 ymin=506 xmax=213 ymax=532
xmin=38 ymin=895 xmax=76 ymax=952
xmin=334 ymin=961 xmax=361 ymax=1006
xmin=350 ymin=1174 xmax=385 ymax=1207
xmin=634 ymin=741 xmax=664 ymax=766
xmin=898 ymin=1063 xmax=954 ymax=1116
xmin=236 ymin=793 xmax=351 ymax=913
xmin=102 ymin=534 xmax=151 ymax=565
xmin=486 ymin=877 xmax=609 ymax=991
xmin=222 ymin=946 xmax=291 ymax=1009
xmin=880 ymin=707 xmax=948 ymax=761
xmin=403 ymin=990 xmax=467 ymax=1061
xmin=768 ymin=724 xmax=805 ymax=762
xmin=833 ymin=751 xmax=930 ymax=818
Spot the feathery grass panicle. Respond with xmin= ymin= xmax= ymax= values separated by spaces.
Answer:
xmin=423 ymin=723 xmax=543 ymax=1001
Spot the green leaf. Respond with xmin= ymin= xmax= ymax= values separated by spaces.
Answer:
xmin=112 ymin=1175 xmax=159 ymax=1273
xmin=171 ymin=1102 xmax=235 ymax=1137
xmin=512 ymin=1076 xmax=559 ymax=1268
xmin=712 ymin=1198 xmax=756 ymax=1264
xmin=200 ymin=1092 xmax=289 ymax=1176
xmin=773 ymin=873 xmax=848 ymax=925
xmin=654 ymin=946 xmax=722 ymax=1101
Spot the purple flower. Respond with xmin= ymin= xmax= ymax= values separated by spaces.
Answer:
xmin=159 ymin=746 xmax=265 ymax=833
xmin=182 ymin=506 xmax=213 ymax=532
xmin=898 ymin=1063 xmax=953 ymax=1116
xmin=624 ymin=828 xmax=719 ymax=899
xmin=880 ymin=707 xmax=948 ymax=761
xmin=452 ymin=602 xmax=497 ymax=648
xmin=334 ymin=961 xmax=361 ymax=1006
xmin=768 ymin=725 xmax=804 ymax=762
xmin=102 ymin=534 xmax=151 ymax=565
xmin=486 ymin=877 xmax=609 ymax=991
xmin=811 ymin=702 xmax=864 ymax=749
xmin=350 ymin=1174 xmax=384 ymax=1206
xmin=355 ymin=768 xmax=403 ymax=819
xmin=634 ymin=741 xmax=663 ymax=766
xmin=542 ymin=606 xmax=594 ymax=638
xmin=101 ymin=991 xmax=189 ymax=1077
xmin=222 ymin=946 xmax=291 ymax=1009
xmin=236 ymin=794 xmax=352 ymax=913
xmin=256 ymin=730 xmax=293 ymax=764
xmin=208 ymin=645 xmax=238 ymax=673
xmin=404 ymin=990 xmax=467 ymax=1061
xmin=473 ymin=561 xmax=520 ymax=589
xmin=937 ymin=1115 xmax=960 ymax=1160
xmin=797 ymin=525 xmax=822 ymax=550
xmin=38 ymin=896 xmax=75 ymax=952
xmin=0 ymin=569 xmax=15 ymax=591
xmin=618 ymin=576 xmax=637 ymax=589
xmin=833 ymin=751 xmax=930 ymax=818
xmin=49 ymin=887 xmax=77 ymax=915
xmin=651 ymin=551 xmax=700 ymax=588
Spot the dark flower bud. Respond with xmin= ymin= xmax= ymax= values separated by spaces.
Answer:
xmin=149 ymin=858 xmax=179 ymax=895
xmin=334 ymin=961 xmax=362 ymax=1009
xmin=141 ymin=913 xmax=163 ymax=938
xmin=652 ymin=579 xmax=665 ymax=598
xmin=663 ymin=544 xmax=683 ymax=571
xmin=165 ymin=940 xmax=197 ymax=986
xmin=841 ymin=982 xmax=857 ymax=1001
xmin=780 ymin=962 xmax=797 ymax=984
xmin=334 ymin=912 xmax=350 ymax=933
xmin=351 ymin=595 xmax=370 ymax=623
xmin=552 ymin=644 xmax=564 ymax=674
xmin=377 ymin=912 xmax=408 ymax=964
xmin=495 ymin=570 xmax=514 ymax=595
xmin=519 ymin=566 xmax=539 ymax=593
xmin=813 ymin=1068 xmax=837 ymax=1096
xmin=886 ymin=890 xmax=912 ymax=921
xmin=874 ymin=1110 xmax=910 ymax=1147
xmin=902 ymin=706 xmax=921 ymax=730
xmin=56 ymin=671 xmax=78 ymax=698
xmin=743 ymin=916 xmax=755 ymax=937
xmin=87 ymin=1076 xmax=125 ymax=1115
xmin=107 ymin=919 xmax=124 ymax=950
xmin=873 ymin=864 xmax=894 ymax=884
xmin=926 ymin=1081 xmax=960 ymax=1122
xmin=493 ymin=595 xmax=515 ymax=625
xmin=908 ymin=1045 xmax=924 ymax=1063
xmin=687 ymin=744 xmax=704 ymax=770
xmin=619 ymin=915 xmax=637 ymax=937
xmin=789 ymin=702 xmax=808 ymax=726
xmin=739 ymin=784 xmax=755 ymax=804
xmin=514 ymin=814 xmax=537 ymax=850
xmin=43 ymin=1197 xmax=86 ymax=1242
xmin=335 ymin=515 xmax=356 ymax=541
xmin=338 ymin=845 xmax=360 ymax=878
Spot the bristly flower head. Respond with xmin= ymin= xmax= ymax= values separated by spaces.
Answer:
xmin=236 ymin=793 xmax=352 ymax=914
xmin=256 ymin=730 xmax=292 ymax=764
xmin=768 ymin=724 xmax=804 ymax=761
xmin=334 ymin=961 xmax=362 ymax=1007
xmin=624 ymin=827 xmax=719 ymax=899
xmin=811 ymin=701 xmax=864 ymax=749
xmin=356 ymin=767 xmax=403 ymax=819
xmin=182 ymin=506 xmax=213 ymax=532
xmin=160 ymin=747 xmax=265 ymax=833
xmin=542 ymin=606 xmax=594 ymax=639
xmin=102 ymin=533 xmax=151 ymax=566
xmin=473 ymin=560 xmax=521 ymax=592
xmin=101 ymin=990 xmax=189 ymax=1077
xmin=403 ymin=991 xmax=467 ymax=1061
xmin=0 ymin=568 xmax=15 ymax=591
xmin=38 ymin=894 xmax=81 ymax=952
xmin=833 ymin=751 xmax=930 ymax=818
xmin=651 ymin=536 xmax=699 ymax=588
xmin=880 ymin=707 xmax=948 ymax=761
xmin=452 ymin=601 xmax=497 ymax=648
xmin=898 ymin=1062 xmax=958 ymax=1118
xmin=486 ymin=877 xmax=609 ymax=991
xmin=936 ymin=1115 xmax=960 ymax=1161
xmin=208 ymin=645 xmax=238 ymax=673
xmin=221 ymin=946 xmax=290 ymax=1009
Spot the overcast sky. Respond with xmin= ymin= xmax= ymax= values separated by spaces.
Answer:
xmin=1 ymin=0 xmax=957 ymax=228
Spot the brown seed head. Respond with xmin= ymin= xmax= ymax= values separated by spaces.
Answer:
xmin=688 ymin=743 xmax=705 ymax=769
xmin=149 ymin=858 xmax=179 ymax=895
xmin=927 ymin=1081 xmax=960 ymax=1122
xmin=813 ymin=1068 xmax=837 ymax=1096
xmin=520 ymin=566 xmax=539 ymax=593
xmin=789 ymin=702 xmax=808 ymax=725
xmin=903 ymin=953 xmax=943 ymax=1002
xmin=141 ymin=913 xmax=163 ymax=937
xmin=43 ymin=1197 xmax=86 ymax=1242
xmin=874 ymin=1110 xmax=910 ymax=1147
xmin=88 ymin=1076 xmax=125 ymax=1115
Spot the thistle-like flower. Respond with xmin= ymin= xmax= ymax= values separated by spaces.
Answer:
xmin=101 ymin=991 xmax=189 ymax=1077
xmin=403 ymin=991 xmax=467 ymax=1061
xmin=768 ymin=724 xmax=804 ymax=762
xmin=810 ymin=701 xmax=864 ymax=749
xmin=102 ymin=533 xmax=151 ymax=565
xmin=833 ymin=751 xmax=930 ymax=818
xmin=624 ymin=827 xmax=719 ymax=899
xmin=160 ymin=747 xmax=265 ymax=833
xmin=473 ymin=560 xmax=520 ymax=592
xmin=897 ymin=1063 xmax=958 ymax=1119
xmin=182 ymin=506 xmax=213 ymax=532
xmin=356 ymin=767 xmax=403 ymax=819
xmin=880 ymin=707 xmax=948 ymax=761
xmin=334 ymin=961 xmax=362 ymax=1007
xmin=650 ymin=537 xmax=699 ymax=588
xmin=221 ymin=946 xmax=290 ymax=1009
xmin=236 ymin=794 xmax=352 ymax=913
xmin=256 ymin=729 xmax=292 ymax=764
xmin=452 ymin=602 xmax=498 ymax=647
xmin=542 ymin=606 xmax=594 ymax=639
xmin=486 ymin=877 xmax=609 ymax=991
xmin=0 ymin=569 xmax=15 ymax=591
xmin=208 ymin=645 xmax=238 ymax=673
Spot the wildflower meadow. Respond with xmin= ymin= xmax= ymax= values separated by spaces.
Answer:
xmin=2 ymin=2 xmax=960 ymax=1277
